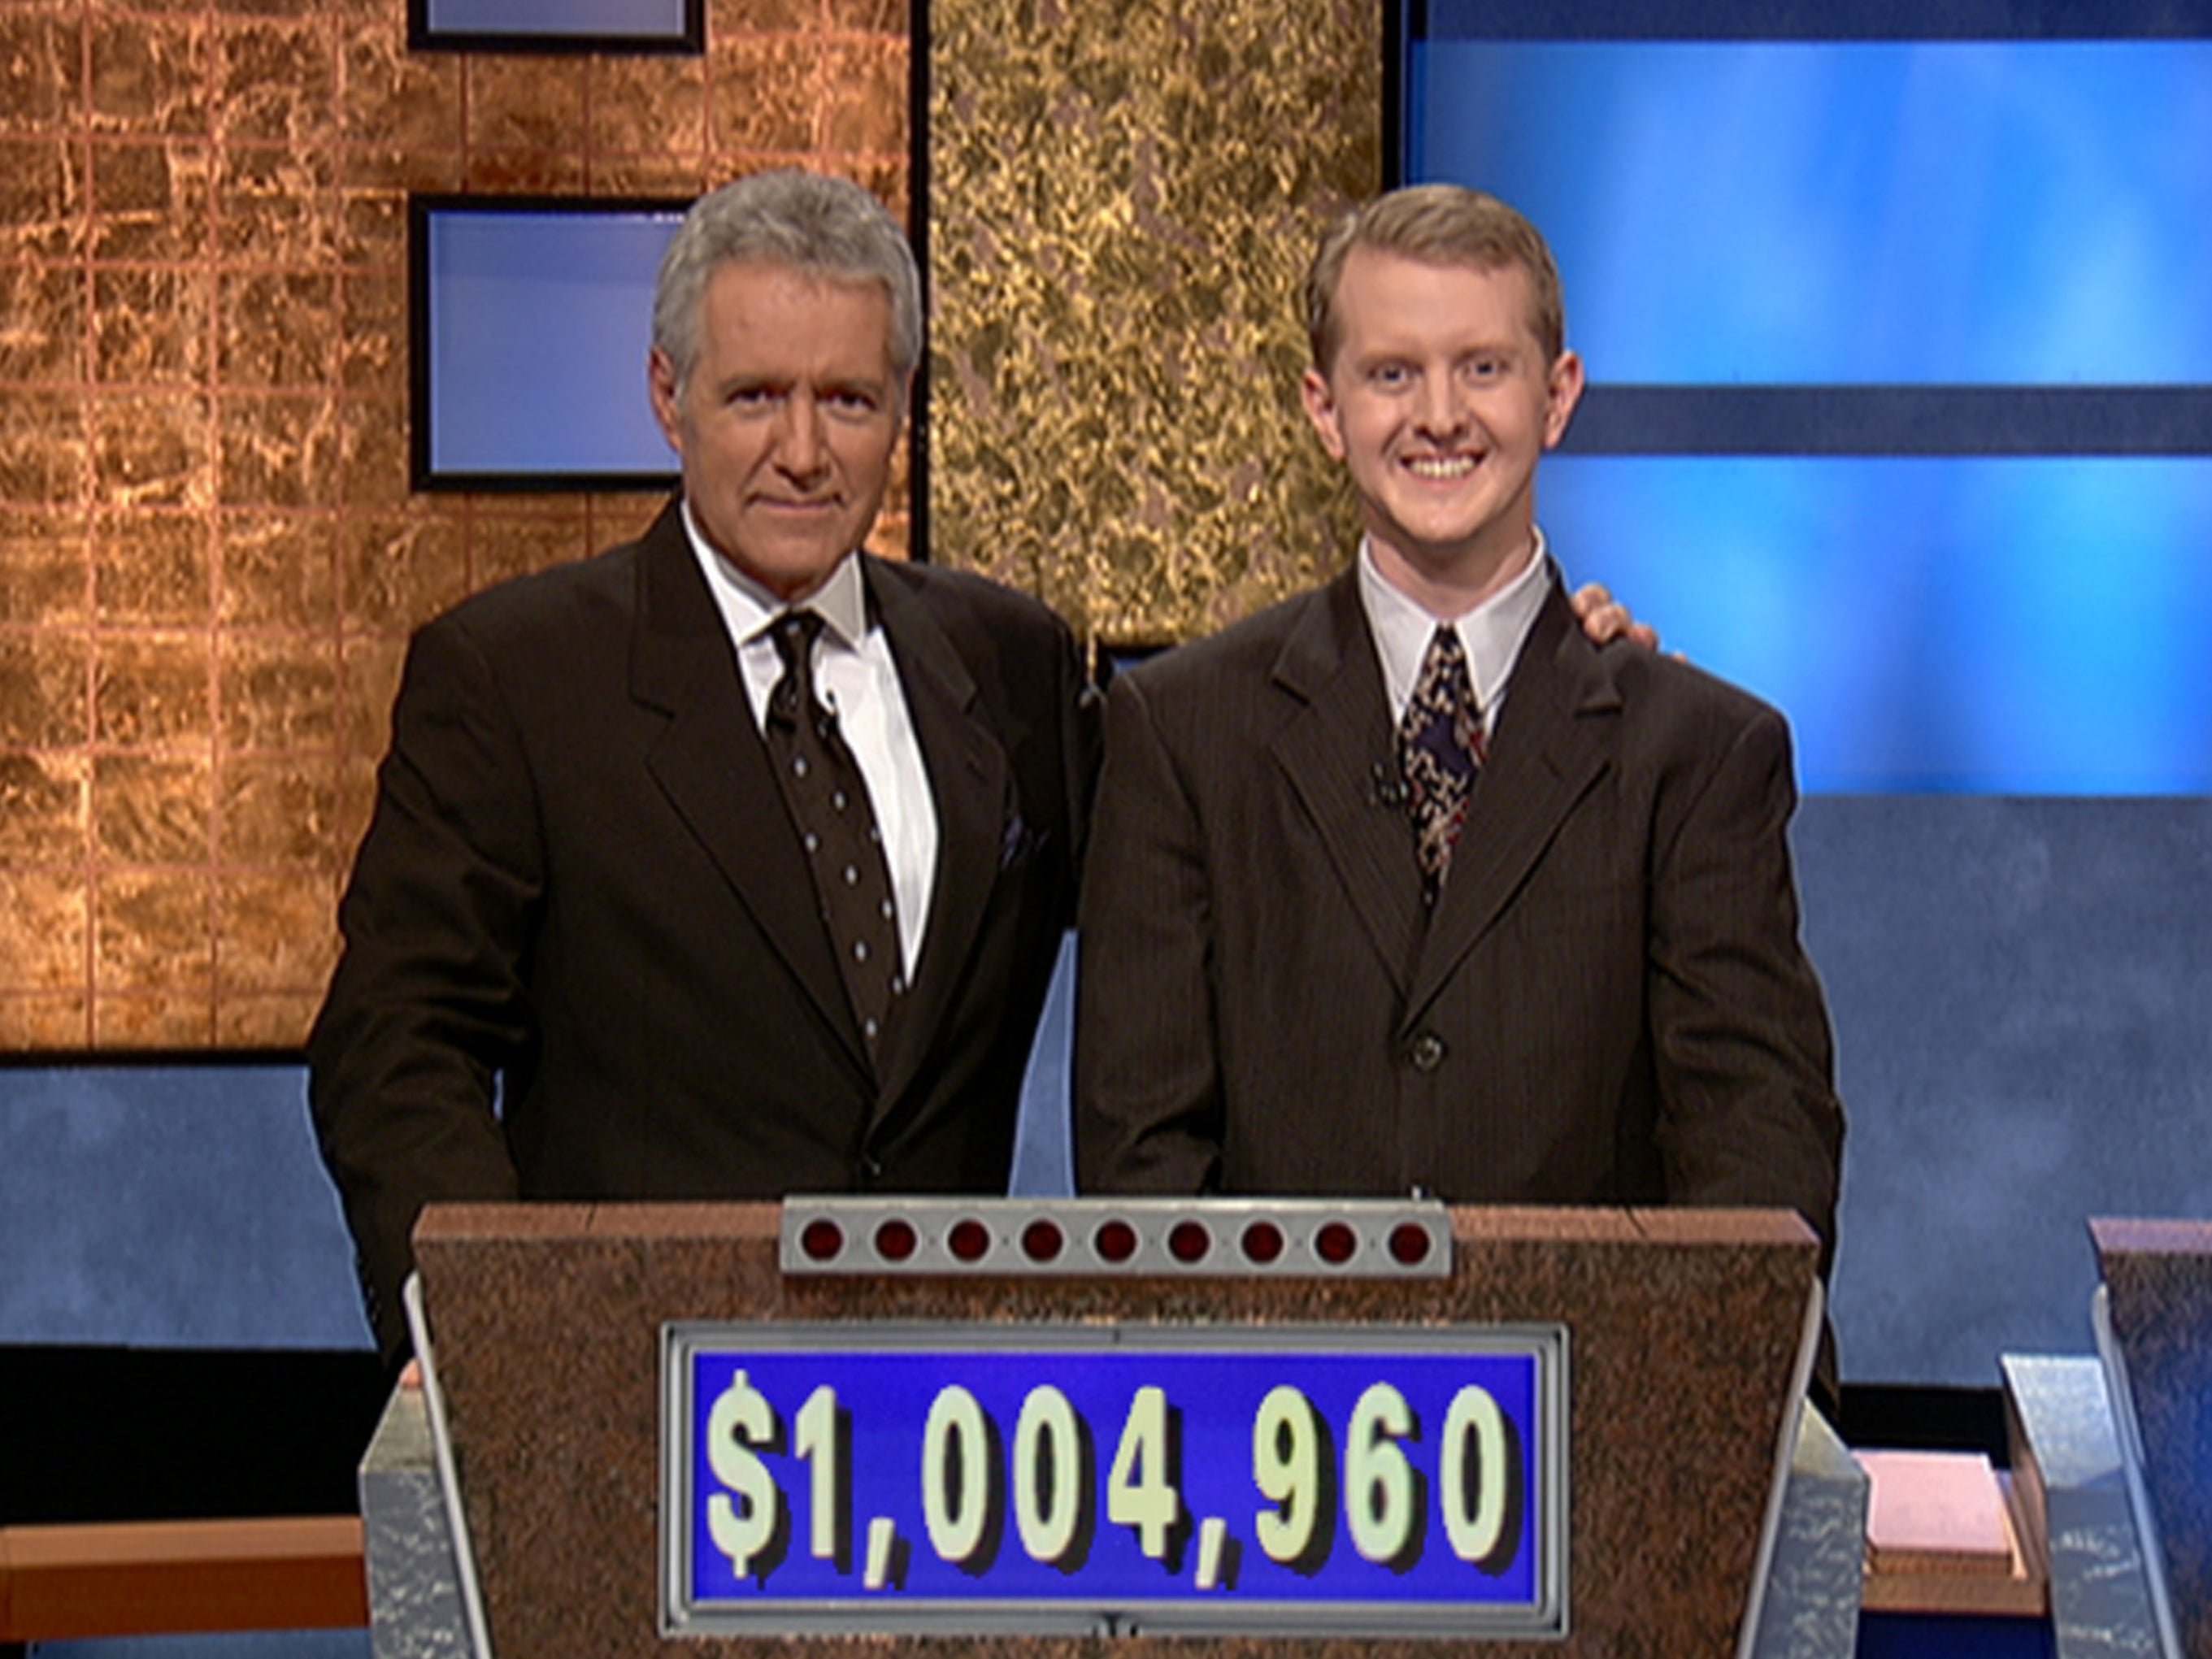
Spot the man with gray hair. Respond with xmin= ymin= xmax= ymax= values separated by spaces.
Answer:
xmin=310 ymin=171 xmax=1094 ymax=1365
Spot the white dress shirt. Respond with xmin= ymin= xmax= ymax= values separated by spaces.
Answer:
xmin=1357 ymin=530 xmax=1556 ymax=736
xmin=681 ymin=505 xmax=938 ymax=979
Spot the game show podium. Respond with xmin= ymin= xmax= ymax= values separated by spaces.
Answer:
xmin=2086 ymin=1217 xmax=2212 ymax=1657
xmin=362 ymin=1200 xmax=1862 ymax=1657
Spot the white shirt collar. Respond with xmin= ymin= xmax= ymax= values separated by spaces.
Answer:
xmin=1357 ymin=531 xmax=1556 ymax=726
xmin=679 ymin=500 xmax=870 ymax=650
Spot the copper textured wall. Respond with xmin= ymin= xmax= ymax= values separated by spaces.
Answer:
xmin=926 ymin=0 xmax=1378 ymax=649
xmin=0 ymin=0 xmax=910 ymax=1051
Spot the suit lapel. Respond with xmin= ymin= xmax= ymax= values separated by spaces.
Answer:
xmin=1405 ymin=574 xmax=1620 ymax=1026
xmin=867 ymin=558 xmax=1012 ymax=1116
xmin=628 ymin=503 xmax=869 ymax=1075
xmin=1267 ymin=572 xmax=1425 ymax=998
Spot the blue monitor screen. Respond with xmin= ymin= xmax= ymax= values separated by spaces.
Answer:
xmin=1412 ymin=41 xmax=2212 ymax=386
xmin=1540 ymin=456 xmax=2212 ymax=795
xmin=415 ymin=0 xmax=698 ymax=48
xmin=413 ymin=199 xmax=685 ymax=488
xmin=1402 ymin=5 xmax=2212 ymax=793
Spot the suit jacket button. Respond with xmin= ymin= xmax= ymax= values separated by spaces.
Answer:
xmin=1408 ymin=1032 xmax=1446 ymax=1073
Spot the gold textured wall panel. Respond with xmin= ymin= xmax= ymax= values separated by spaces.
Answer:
xmin=0 ymin=0 xmax=910 ymax=1051
xmin=927 ymin=0 xmax=1378 ymax=647
xmin=2 ymin=0 xmax=1378 ymax=1052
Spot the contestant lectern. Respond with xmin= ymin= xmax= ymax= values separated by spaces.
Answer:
xmin=401 ymin=1199 xmax=1826 ymax=1656
xmin=2092 ymin=1217 xmax=2212 ymax=1657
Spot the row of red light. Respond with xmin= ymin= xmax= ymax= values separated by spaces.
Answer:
xmin=793 ymin=1213 xmax=1436 ymax=1270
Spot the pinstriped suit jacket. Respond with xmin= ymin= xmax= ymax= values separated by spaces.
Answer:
xmin=1074 ymin=562 xmax=1843 ymax=1275
xmin=310 ymin=502 xmax=1093 ymax=1361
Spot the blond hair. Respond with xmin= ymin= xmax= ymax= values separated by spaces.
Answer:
xmin=1305 ymin=185 xmax=1565 ymax=371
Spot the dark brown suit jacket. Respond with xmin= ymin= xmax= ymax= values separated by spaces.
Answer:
xmin=1076 ymin=563 xmax=1842 ymax=1271
xmin=310 ymin=502 xmax=1093 ymax=1360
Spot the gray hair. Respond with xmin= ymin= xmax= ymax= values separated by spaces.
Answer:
xmin=652 ymin=170 xmax=923 ymax=391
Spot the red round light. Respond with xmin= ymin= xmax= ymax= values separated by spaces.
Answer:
xmin=1167 ymin=1219 xmax=1211 ymax=1263
xmin=1021 ymin=1218 xmax=1065 ymax=1262
xmin=799 ymin=1218 xmax=844 ymax=1261
xmin=948 ymin=1218 xmax=993 ymax=1262
xmin=1093 ymin=1218 xmax=1139 ymax=1263
xmin=873 ymin=1218 xmax=917 ymax=1262
xmin=1241 ymin=1219 xmax=1285 ymax=1264
xmin=1388 ymin=1222 xmax=1432 ymax=1266
xmin=1315 ymin=1220 xmax=1358 ymax=1265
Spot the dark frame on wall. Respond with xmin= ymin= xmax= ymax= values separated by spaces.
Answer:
xmin=409 ymin=0 xmax=704 ymax=54
xmin=408 ymin=193 xmax=690 ymax=493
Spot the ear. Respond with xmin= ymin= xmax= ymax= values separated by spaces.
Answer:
xmin=1301 ymin=366 xmax=1348 ymax=462
xmin=648 ymin=346 xmax=686 ymax=457
xmin=1542 ymin=350 xmax=1586 ymax=450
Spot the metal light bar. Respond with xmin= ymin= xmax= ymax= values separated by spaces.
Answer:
xmin=779 ymin=1196 xmax=1452 ymax=1279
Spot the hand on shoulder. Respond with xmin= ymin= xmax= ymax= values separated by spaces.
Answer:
xmin=1568 ymin=581 xmax=1662 ymax=652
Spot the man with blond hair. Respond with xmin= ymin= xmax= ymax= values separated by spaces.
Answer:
xmin=1076 ymin=186 xmax=1844 ymax=1351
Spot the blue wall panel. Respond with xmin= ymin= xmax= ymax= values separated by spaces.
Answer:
xmin=1797 ymin=797 xmax=2212 ymax=1383
xmin=0 ymin=1066 xmax=371 ymax=1351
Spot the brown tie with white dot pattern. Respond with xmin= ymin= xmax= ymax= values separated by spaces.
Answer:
xmin=763 ymin=610 xmax=903 ymax=1068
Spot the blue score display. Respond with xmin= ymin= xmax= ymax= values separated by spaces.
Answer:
xmin=662 ymin=1324 xmax=1565 ymax=1637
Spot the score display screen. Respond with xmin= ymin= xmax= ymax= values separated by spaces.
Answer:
xmin=662 ymin=1323 xmax=1566 ymax=1637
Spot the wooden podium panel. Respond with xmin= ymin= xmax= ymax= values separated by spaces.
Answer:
xmin=412 ymin=1202 xmax=1817 ymax=1657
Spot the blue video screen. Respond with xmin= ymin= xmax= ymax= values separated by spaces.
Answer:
xmin=415 ymin=200 xmax=684 ymax=485
xmin=1410 ymin=41 xmax=2212 ymax=387
xmin=1541 ymin=457 xmax=2212 ymax=795
xmin=420 ymin=0 xmax=690 ymax=41
xmin=1402 ymin=8 xmax=2212 ymax=793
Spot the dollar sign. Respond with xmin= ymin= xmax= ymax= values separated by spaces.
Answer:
xmin=706 ymin=1370 xmax=782 ymax=1579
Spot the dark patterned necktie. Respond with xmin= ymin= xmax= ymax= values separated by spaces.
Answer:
xmin=763 ymin=610 xmax=903 ymax=1062
xmin=1398 ymin=624 xmax=1485 ymax=904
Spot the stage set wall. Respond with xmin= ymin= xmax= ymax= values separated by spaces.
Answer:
xmin=4 ymin=0 xmax=2210 ymax=1403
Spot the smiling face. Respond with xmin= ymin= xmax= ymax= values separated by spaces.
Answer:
xmin=1302 ymin=245 xmax=1584 ymax=609
xmin=650 ymin=259 xmax=907 ymax=601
